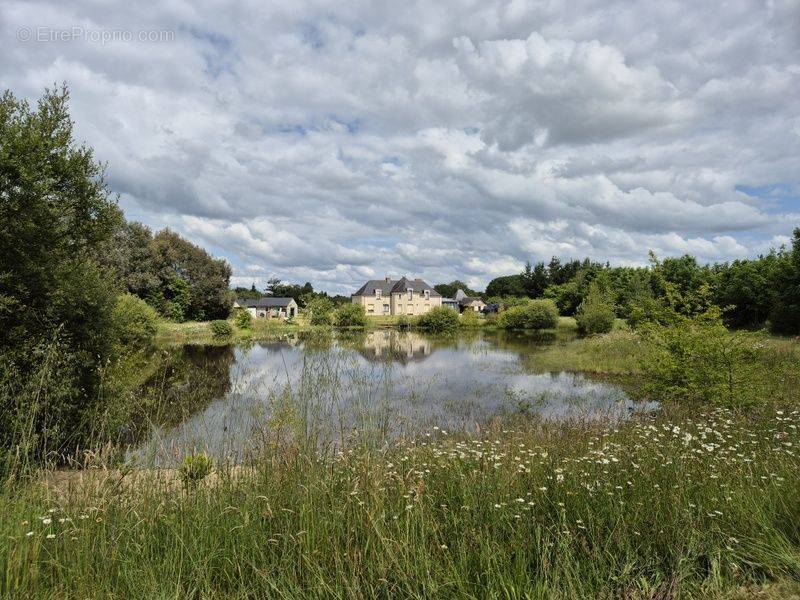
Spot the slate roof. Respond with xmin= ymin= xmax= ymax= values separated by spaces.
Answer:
xmin=236 ymin=297 xmax=296 ymax=308
xmin=454 ymin=288 xmax=483 ymax=306
xmin=352 ymin=277 xmax=441 ymax=297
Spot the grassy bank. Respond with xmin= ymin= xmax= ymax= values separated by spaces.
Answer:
xmin=155 ymin=314 xmax=582 ymax=345
xmin=2 ymin=408 xmax=798 ymax=598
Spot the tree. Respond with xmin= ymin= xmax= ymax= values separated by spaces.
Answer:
xmin=148 ymin=229 xmax=232 ymax=321
xmin=522 ymin=261 xmax=550 ymax=298
xmin=233 ymin=284 xmax=262 ymax=300
xmin=486 ymin=274 xmax=527 ymax=297
xmin=498 ymin=300 xmax=559 ymax=330
xmin=770 ymin=228 xmax=800 ymax=334
xmin=575 ymin=282 xmax=616 ymax=335
xmin=433 ymin=280 xmax=480 ymax=298
xmin=0 ymin=86 xmax=123 ymax=456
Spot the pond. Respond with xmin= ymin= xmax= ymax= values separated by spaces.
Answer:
xmin=131 ymin=330 xmax=652 ymax=465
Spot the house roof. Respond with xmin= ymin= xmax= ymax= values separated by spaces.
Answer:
xmin=353 ymin=279 xmax=396 ymax=296
xmin=454 ymin=288 xmax=483 ymax=306
xmin=352 ymin=277 xmax=441 ymax=297
xmin=236 ymin=297 xmax=296 ymax=308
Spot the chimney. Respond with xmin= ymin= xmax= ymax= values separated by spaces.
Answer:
xmin=415 ymin=278 xmax=422 ymax=282
xmin=385 ymin=276 xmax=391 ymax=283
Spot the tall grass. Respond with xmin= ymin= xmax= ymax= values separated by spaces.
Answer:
xmin=2 ymin=330 xmax=799 ymax=598
xmin=2 ymin=406 xmax=799 ymax=598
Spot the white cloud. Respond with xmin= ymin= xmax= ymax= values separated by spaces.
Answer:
xmin=1 ymin=0 xmax=799 ymax=293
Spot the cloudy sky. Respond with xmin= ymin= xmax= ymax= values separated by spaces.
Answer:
xmin=2 ymin=1 xmax=800 ymax=293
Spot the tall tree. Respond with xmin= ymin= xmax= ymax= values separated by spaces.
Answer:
xmin=0 ymin=86 xmax=123 ymax=454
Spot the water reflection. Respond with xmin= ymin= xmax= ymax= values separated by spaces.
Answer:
xmin=131 ymin=330 xmax=653 ymax=465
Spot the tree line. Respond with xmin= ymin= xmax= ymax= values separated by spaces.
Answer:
xmin=482 ymin=237 xmax=800 ymax=335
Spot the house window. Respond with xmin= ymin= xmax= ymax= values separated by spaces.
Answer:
xmin=424 ymin=289 xmax=430 ymax=300
xmin=383 ymin=304 xmax=390 ymax=314
xmin=407 ymin=288 xmax=413 ymax=300
xmin=375 ymin=288 xmax=381 ymax=299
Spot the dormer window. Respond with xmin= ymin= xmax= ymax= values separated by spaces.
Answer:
xmin=375 ymin=288 xmax=381 ymax=299
xmin=424 ymin=289 xmax=430 ymax=300
xmin=407 ymin=288 xmax=413 ymax=300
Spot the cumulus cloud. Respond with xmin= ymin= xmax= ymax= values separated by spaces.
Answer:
xmin=1 ymin=0 xmax=799 ymax=294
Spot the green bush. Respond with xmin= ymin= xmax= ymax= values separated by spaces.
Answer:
xmin=460 ymin=309 xmax=481 ymax=328
xmin=334 ymin=303 xmax=368 ymax=328
xmin=306 ymin=297 xmax=335 ymax=326
xmin=641 ymin=309 xmax=759 ymax=407
xmin=396 ymin=315 xmax=414 ymax=330
xmin=180 ymin=453 xmax=212 ymax=486
xmin=210 ymin=320 xmax=233 ymax=337
xmin=575 ymin=283 xmax=615 ymax=335
xmin=498 ymin=300 xmax=559 ymax=330
xmin=234 ymin=309 xmax=253 ymax=330
xmin=417 ymin=306 xmax=460 ymax=332
xmin=112 ymin=293 xmax=159 ymax=351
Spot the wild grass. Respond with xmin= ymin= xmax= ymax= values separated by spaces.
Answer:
xmin=156 ymin=317 xmax=310 ymax=345
xmin=1 ymin=407 xmax=798 ymax=598
xmin=3 ymin=328 xmax=799 ymax=598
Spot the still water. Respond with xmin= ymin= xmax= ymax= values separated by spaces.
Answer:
xmin=132 ymin=330 xmax=650 ymax=465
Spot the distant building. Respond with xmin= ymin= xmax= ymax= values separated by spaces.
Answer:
xmin=351 ymin=276 xmax=442 ymax=316
xmin=454 ymin=289 xmax=485 ymax=313
xmin=233 ymin=297 xmax=298 ymax=319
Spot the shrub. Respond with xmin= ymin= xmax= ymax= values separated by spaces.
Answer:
xmin=417 ymin=306 xmax=460 ymax=332
xmin=498 ymin=300 xmax=559 ymax=330
xmin=112 ymin=293 xmax=158 ymax=351
xmin=575 ymin=283 xmax=615 ymax=335
xmin=641 ymin=309 xmax=759 ymax=407
xmin=460 ymin=309 xmax=481 ymax=328
xmin=396 ymin=315 xmax=414 ymax=330
xmin=210 ymin=320 xmax=233 ymax=337
xmin=180 ymin=453 xmax=212 ymax=486
xmin=306 ymin=297 xmax=335 ymax=326
xmin=234 ymin=309 xmax=253 ymax=330
xmin=334 ymin=303 xmax=368 ymax=328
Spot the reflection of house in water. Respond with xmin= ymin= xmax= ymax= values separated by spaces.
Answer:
xmin=359 ymin=331 xmax=434 ymax=364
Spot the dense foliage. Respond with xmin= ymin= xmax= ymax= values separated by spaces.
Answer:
xmin=111 ymin=294 xmax=159 ymax=351
xmin=233 ymin=308 xmax=252 ymax=330
xmin=334 ymin=303 xmax=368 ymax=328
xmin=0 ymin=87 xmax=124 ymax=459
xmin=498 ymin=300 xmax=559 ymax=330
xmin=0 ymin=87 xmax=234 ymax=460
xmin=114 ymin=223 xmax=232 ymax=321
xmin=575 ymin=282 xmax=615 ymax=335
xmin=209 ymin=320 xmax=233 ymax=338
xmin=416 ymin=306 xmax=460 ymax=332
xmin=486 ymin=231 xmax=800 ymax=334
xmin=304 ymin=296 xmax=335 ymax=326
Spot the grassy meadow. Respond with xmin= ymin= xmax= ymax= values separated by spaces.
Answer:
xmin=2 ymin=325 xmax=800 ymax=598
xmin=2 ymin=407 xmax=798 ymax=598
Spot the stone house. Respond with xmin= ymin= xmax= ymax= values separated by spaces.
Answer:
xmin=351 ymin=276 xmax=442 ymax=316
xmin=233 ymin=297 xmax=298 ymax=319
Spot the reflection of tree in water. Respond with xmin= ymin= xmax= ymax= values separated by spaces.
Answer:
xmin=487 ymin=330 xmax=564 ymax=354
xmin=129 ymin=345 xmax=235 ymax=440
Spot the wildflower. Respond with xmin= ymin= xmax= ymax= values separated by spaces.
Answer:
xmin=46 ymin=534 xmax=56 ymax=539
xmin=26 ymin=531 xmax=34 ymax=537
xmin=41 ymin=518 xmax=52 ymax=525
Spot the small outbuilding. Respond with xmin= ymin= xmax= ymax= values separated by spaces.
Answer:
xmin=454 ymin=289 xmax=485 ymax=313
xmin=233 ymin=297 xmax=298 ymax=319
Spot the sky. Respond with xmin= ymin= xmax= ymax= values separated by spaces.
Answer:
xmin=2 ymin=0 xmax=800 ymax=295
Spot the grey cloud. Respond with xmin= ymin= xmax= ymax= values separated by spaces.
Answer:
xmin=1 ymin=0 xmax=799 ymax=292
